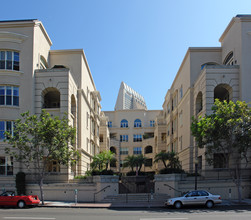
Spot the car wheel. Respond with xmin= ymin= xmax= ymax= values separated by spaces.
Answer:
xmin=206 ymin=200 xmax=214 ymax=208
xmin=174 ymin=201 xmax=182 ymax=209
xmin=17 ymin=200 xmax=26 ymax=208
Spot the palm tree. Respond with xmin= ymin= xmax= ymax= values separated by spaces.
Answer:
xmin=103 ymin=150 xmax=115 ymax=171
xmin=90 ymin=150 xmax=116 ymax=171
xmin=91 ymin=153 xmax=105 ymax=170
xmin=154 ymin=151 xmax=170 ymax=168
xmin=167 ymin=152 xmax=181 ymax=169
xmin=134 ymin=154 xmax=147 ymax=173
xmin=123 ymin=155 xmax=136 ymax=171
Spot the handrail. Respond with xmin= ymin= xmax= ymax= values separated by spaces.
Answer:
xmin=93 ymin=185 xmax=110 ymax=203
xmin=164 ymin=183 xmax=183 ymax=194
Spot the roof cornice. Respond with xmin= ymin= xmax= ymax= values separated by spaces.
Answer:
xmin=50 ymin=49 xmax=97 ymax=90
xmin=169 ymin=47 xmax=222 ymax=90
xmin=0 ymin=19 xmax=52 ymax=46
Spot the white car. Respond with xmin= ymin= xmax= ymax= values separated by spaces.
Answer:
xmin=164 ymin=190 xmax=221 ymax=209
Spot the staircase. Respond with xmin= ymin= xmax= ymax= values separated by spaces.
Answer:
xmin=102 ymin=193 xmax=170 ymax=205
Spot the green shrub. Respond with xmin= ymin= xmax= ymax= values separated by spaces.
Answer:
xmin=74 ymin=175 xmax=87 ymax=179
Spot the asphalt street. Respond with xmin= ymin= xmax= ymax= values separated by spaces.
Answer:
xmin=0 ymin=206 xmax=251 ymax=220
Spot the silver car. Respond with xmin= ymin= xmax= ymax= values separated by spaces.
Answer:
xmin=164 ymin=190 xmax=221 ymax=209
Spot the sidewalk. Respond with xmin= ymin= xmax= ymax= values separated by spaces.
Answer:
xmin=40 ymin=199 xmax=251 ymax=208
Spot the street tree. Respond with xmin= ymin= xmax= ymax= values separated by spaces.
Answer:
xmin=191 ymin=99 xmax=251 ymax=202
xmin=5 ymin=110 xmax=78 ymax=204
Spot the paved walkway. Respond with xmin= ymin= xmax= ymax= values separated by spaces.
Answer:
xmin=40 ymin=199 xmax=251 ymax=208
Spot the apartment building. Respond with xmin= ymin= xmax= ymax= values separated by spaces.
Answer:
xmin=0 ymin=19 xmax=104 ymax=183
xmin=162 ymin=15 xmax=251 ymax=173
xmin=103 ymin=82 xmax=161 ymax=173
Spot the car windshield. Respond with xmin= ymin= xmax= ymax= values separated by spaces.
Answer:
xmin=182 ymin=191 xmax=189 ymax=196
xmin=0 ymin=192 xmax=15 ymax=196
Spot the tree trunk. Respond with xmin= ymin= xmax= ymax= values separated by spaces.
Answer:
xmin=39 ymin=177 xmax=44 ymax=205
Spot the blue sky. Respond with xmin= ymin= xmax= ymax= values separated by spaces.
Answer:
xmin=1 ymin=0 xmax=251 ymax=110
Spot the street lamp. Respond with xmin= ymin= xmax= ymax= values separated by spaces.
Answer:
xmin=194 ymin=158 xmax=198 ymax=190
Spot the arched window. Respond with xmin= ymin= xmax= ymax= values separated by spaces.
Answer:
xmin=223 ymin=52 xmax=234 ymax=65
xmin=145 ymin=146 xmax=153 ymax=154
xmin=40 ymin=55 xmax=48 ymax=69
xmin=214 ymin=84 xmax=232 ymax=102
xmin=42 ymin=88 xmax=60 ymax=108
xmin=196 ymin=92 xmax=203 ymax=114
xmin=134 ymin=119 xmax=142 ymax=127
xmin=121 ymin=119 xmax=128 ymax=128
xmin=110 ymin=146 xmax=116 ymax=154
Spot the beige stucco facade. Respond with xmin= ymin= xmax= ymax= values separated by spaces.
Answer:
xmin=1 ymin=15 xmax=251 ymax=193
xmin=162 ymin=15 xmax=251 ymax=173
xmin=103 ymin=109 xmax=161 ymax=173
xmin=0 ymin=20 xmax=104 ymax=186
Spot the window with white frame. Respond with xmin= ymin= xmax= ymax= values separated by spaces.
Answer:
xmin=120 ymin=147 xmax=128 ymax=155
xmin=150 ymin=120 xmax=155 ymax=127
xmin=134 ymin=119 xmax=142 ymax=127
xmin=120 ymin=135 xmax=128 ymax=142
xmin=121 ymin=119 xmax=128 ymax=128
xmin=0 ymin=156 xmax=13 ymax=176
xmin=0 ymin=121 xmax=14 ymax=140
xmin=0 ymin=86 xmax=19 ymax=106
xmin=133 ymin=147 xmax=142 ymax=155
xmin=133 ymin=134 xmax=142 ymax=142
xmin=0 ymin=51 xmax=19 ymax=71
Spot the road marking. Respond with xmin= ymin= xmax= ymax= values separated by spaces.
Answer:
xmin=140 ymin=218 xmax=188 ymax=220
xmin=3 ymin=218 xmax=56 ymax=220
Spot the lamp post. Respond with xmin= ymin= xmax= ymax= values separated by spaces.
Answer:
xmin=194 ymin=158 xmax=198 ymax=190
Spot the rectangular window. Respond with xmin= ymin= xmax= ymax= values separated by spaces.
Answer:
xmin=46 ymin=160 xmax=60 ymax=173
xmin=133 ymin=147 xmax=142 ymax=155
xmin=150 ymin=120 xmax=155 ymax=127
xmin=86 ymin=112 xmax=89 ymax=128
xmin=0 ymin=51 xmax=19 ymax=71
xmin=86 ymin=138 xmax=89 ymax=152
xmin=13 ymin=52 xmax=20 ymax=71
xmin=161 ymin=133 xmax=166 ymax=143
xmin=99 ymin=134 xmax=103 ymax=142
xmin=0 ymin=86 xmax=5 ymax=105
xmin=120 ymin=135 xmax=128 ymax=142
xmin=0 ymin=51 xmax=6 ymax=69
xmin=108 ymin=121 xmax=112 ymax=128
xmin=180 ymin=86 xmax=183 ymax=99
xmin=133 ymin=134 xmax=142 ymax=142
xmin=0 ymin=156 xmax=13 ymax=176
xmin=0 ymin=86 xmax=19 ymax=106
xmin=0 ymin=121 xmax=14 ymax=140
xmin=120 ymin=147 xmax=128 ymax=155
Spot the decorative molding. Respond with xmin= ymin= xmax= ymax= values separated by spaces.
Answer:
xmin=0 ymin=31 xmax=28 ymax=43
